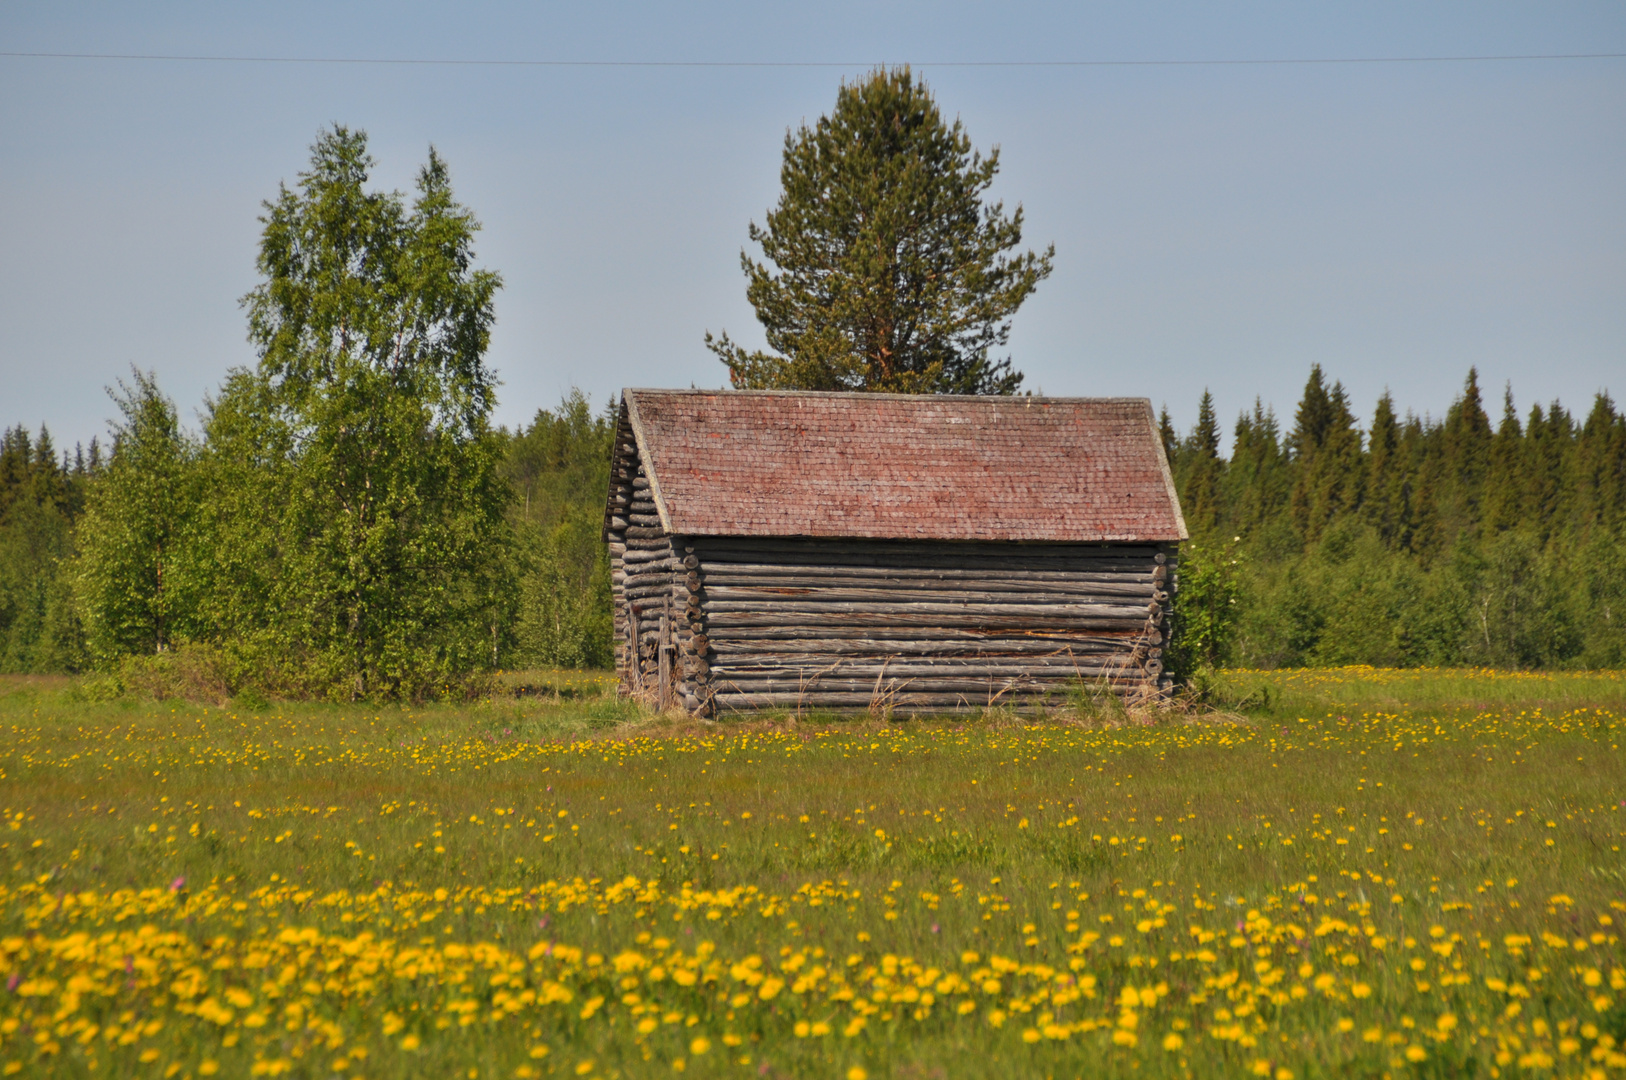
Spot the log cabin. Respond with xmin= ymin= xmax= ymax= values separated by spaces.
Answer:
xmin=603 ymin=389 xmax=1188 ymax=715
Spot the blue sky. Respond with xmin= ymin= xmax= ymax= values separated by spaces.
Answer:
xmin=2 ymin=2 xmax=1623 ymax=451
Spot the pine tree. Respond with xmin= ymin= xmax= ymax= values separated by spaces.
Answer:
xmin=706 ymin=68 xmax=1053 ymax=394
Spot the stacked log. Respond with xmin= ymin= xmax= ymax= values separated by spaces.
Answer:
xmin=605 ymin=413 xmax=637 ymax=697
xmin=688 ymin=537 xmax=1176 ymax=714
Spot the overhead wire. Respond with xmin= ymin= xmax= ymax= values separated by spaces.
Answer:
xmin=2 ymin=50 xmax=1624 ymax=69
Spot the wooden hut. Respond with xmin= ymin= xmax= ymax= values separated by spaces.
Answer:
xmin=603 ymin=389 xmax=1188 ymax=714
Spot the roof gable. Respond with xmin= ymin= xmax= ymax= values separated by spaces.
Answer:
xmin=619 ymin=389 xmax=1187 ymax=543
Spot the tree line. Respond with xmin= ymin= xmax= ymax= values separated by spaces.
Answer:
xmin=1163 ymin=368 xmax=1626 ymax=671
xmin=0 ymin=382 xmax=615 ymax=692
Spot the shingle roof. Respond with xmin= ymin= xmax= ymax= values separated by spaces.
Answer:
xmin=620 ymin=389 xmax=1187 ymax=543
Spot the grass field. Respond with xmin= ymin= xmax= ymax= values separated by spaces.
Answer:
xmin=0 ymin=667 xmax=1621 ymax=1078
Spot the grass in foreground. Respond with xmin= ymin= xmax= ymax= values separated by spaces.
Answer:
xmin=0 ymin=667 xmax=1621 ymax=1078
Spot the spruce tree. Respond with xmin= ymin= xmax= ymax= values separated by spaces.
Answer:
xmin=1438 ymin=369 xmax=1494 ymax=536
xmin=1288 ymin=366 xmax=1364 ymax=543
xmin=1483 ymin=385 xmax=1524 ymax=533
xmin=1577 ymin=393 xmax=1626 ymax=533
xmin=1178 ymin=390 xmax=1223 ymax=534
xmin=1526 ymin=401 xmax=1575 ymax=543
xmin=1365 ymin=391 xmax=1411 ymax=547
xmin=706 ymin=68 xmax=1053 ymax=395
xmin=1222 ymin=400 xmax=1290 ymax=543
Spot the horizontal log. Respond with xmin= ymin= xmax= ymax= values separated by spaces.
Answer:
xmin=623 ymin=548 xmax=674 ymax=564
xmin=711 ymin=682 xmax=1098 ymax=697
xmin=711 ymin=685 xmax=1150 ymax=709
xmin=703 ymin=599 xmax=1148 ymax=619
xmin=701 ymin=584 xmax=1155 ymax=603
xmin=626 ymin=526 xmax=669 ymax=539
xmin=696 ymin=551 xmax=1162 ymax=572
xmin=706 ymin=638 xmax=1135 ymax=658
xmin=625 ymin=537 xmax=673 ymax=551
xmin=628 ymin=513 xmax=662 ymax=528
xmin=706 ymin=613 xmax=1150 ymax=632
xmin=632 ymin=477 xmax=651 ymax=490
xmin=712 ymin=661 xmax=1145 ymax=680
xmin=705 ymin=626 xmax=1143 ymax=643
xmin=709 ymin=650 xmax=1137 ymax=668
xmin=697 ymin=565 xmax=1154 ymax=586
xmin=694 ymin=537 xmax=1163 ymax=558
xmin=708 ymin=696 xmax=975 ymax=712
xmin=694 ymin=544 xmax=1168 ymax=564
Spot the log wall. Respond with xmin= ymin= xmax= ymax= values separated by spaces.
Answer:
xmin=687 ymin=537 xmax=1173 ymax=714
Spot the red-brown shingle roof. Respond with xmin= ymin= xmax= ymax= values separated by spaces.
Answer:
xmin=622 ymin=389 xmax=1187 ymax=542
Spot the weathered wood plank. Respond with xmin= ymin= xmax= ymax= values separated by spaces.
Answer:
xmin=698 ymin=565 xmax=1154 ymax=586
xmin=702 ymin=599 xmax=1149 ymax=618
xmin=700 ymin=583 xmax=1155 ymax=603
xmin=712 ymin=661 xmax=1143 ymax=680
xmin=705 ymin=613 xmax=1149 ymax=631
xmin=706 ymin=634 xmax=1138 ymax=654
xmin=705 ymin=626 xmax=1142 ymax=643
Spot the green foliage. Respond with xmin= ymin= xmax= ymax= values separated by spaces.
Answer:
xmin=221 ymin=126 xmax=509 ymax=699
xmin=512 ymin=511 xmax=613 ymax=670
xmin=500 ymin=391 xmax=617 ymax=670
xmin=1166 ymin=535 xmax=1242 ymax=675
xmin=0 ymin=425 xmax=90 ymax=673
xmin=40 ymin=129 xmax=513 ymax=700
xmin=1165 ymin=367 xmax=1626 ymax=670
xmin=707 ymin=67 xmax=1053 ymax=395
xmin=73 ymin=371 xmax=201 ymax=664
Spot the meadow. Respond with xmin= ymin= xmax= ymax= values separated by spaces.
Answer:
xmin=0 ymin=668 xmax=1621 ymax=1079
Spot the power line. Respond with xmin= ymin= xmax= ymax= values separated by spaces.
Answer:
xmin=2 ymin=50 xmax=1624 ymax=69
